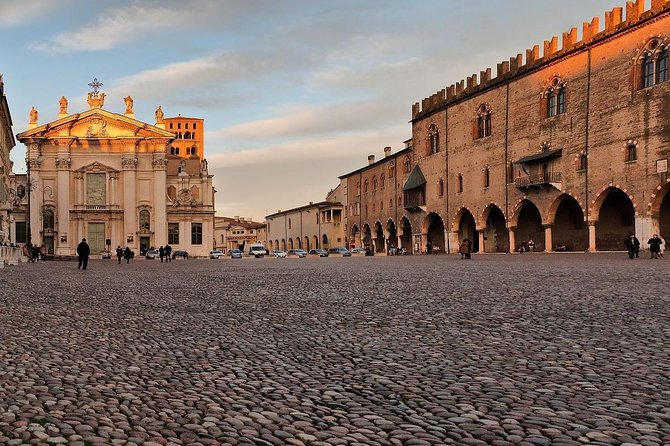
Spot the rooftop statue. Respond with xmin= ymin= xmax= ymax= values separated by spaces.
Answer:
xmin=59 ymin=96 xmax=68 ymax=115
xmin=124 ymin=96 xmax=134 ymax=114
xmin=155 ymin=105 xmax=164 ymax=124
xmin=29 ymin=106 xmax=38 ymax=124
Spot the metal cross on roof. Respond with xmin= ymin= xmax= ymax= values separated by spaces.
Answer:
xmin=88 ymin=78 xmax=103 ymax=94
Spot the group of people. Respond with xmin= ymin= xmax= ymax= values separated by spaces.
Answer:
xmin=624 ymin=234 xmax=666 ymax=259
xmin=22 ymin=243 xmax=47 ymax=263
xmin=519 ymin=239 xmax=536 ymax=254
xmin=115 ymin=246 xmax=135 ymax=264
xmin=157 ymin=245 xmax=174 ymax=262
xmin=459 ymin=238 xmax=473 ymax=259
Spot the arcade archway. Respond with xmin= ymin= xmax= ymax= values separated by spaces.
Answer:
xmin=483 ymin=205 xmax=508 ymax=253
xmin=550 ymin=194 xmax=588 ymax=251
xmin=594 ymin=187 xmax=635 ymax=251
xmin=374 ymin=221 xmax=385 ymax=253
xmin=456 ymin=208 xmax=479 ymax=253
xmin=423 ymin=212 xmax=445 ymax=254
xmin=514 ymin=200 xmax=544 ymax=251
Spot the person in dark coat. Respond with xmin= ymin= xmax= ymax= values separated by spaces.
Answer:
xmin=116 ymin=245 xmax=123 ymax=264
xmin=124 ymin=246 xmax=132 ymax=264
xmin=624 ymin=234 xmax=640 ymax=259
xmin=459 ymin=241 xmax=469 ymax=260
xmin=165 ymin=244 xmax=172 ymax=262
xmin=648 ymin=234 xmax=662 ymax=259
xmin=159 ymin=245 xmax=165 ymax=263
xmin=77 ymin=238 xmax=90 ymax=270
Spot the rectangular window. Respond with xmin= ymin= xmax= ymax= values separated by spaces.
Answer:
xmin=191 ymin=223 xmax=203 ymax=245
xmin=558 ymin=90 xmax=565 ymax=114
xmin=168 ymin=223 xmax=179 ymax=244
xmin=658 ymin=51 xmax=668 ymax=83
xmin=193 ymin=123 xmax=197 ymax=130
xmin=86 ymin=173 xmax=106 ymax=205
xmin=548 ymin=94 xmax=557 ymax=117
xmin=15 ymin=221 xmax=27 ymax=244
xmin=644 ymin=58 xmax=655 ymax=88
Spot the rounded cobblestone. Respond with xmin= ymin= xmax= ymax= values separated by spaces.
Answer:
xmin=0 ymin=254 xmax=669 ymax=445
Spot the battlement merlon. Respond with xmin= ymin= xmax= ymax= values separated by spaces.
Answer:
xmin=411 ymin=0 xmax=670 ymax=121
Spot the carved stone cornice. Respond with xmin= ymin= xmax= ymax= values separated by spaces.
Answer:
xmin=56 ymin=157 xmax=72 ymax=170
xmin=122 ymin=157 xmax=138 ymax=170
xmin=152 ymin=157 xmax=168 ymax=170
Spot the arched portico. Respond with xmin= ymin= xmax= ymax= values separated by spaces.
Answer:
xmin=593 ymin=187 xmax=636 ymax=251
xmin=399 ymin=216 xmax=412 ymax=252
xmin=512 ymin=200 xmax=544 ymax=251
xmin=313 ymin=235 xmax=319 ymax=250
xmin=304 ymin=236 xmax=310 ymax=251
xmin=453 ymin=208 xmax=479 ymax=253
xmin=548 ymin=194 xmax=588 ymax=251
xmin=422 ymin=212 xmax=445 ymax=254
xmin=650 ymin=182 xmax=670 ymax=242
xmin=362 ymin=223 xmax=372 ymax=249
xmin=482 ymin=204 xmax=508 ymax=253
xmin=374 ymin=221 xmax=385 ymax=253
xmin=386 ymin=219 xmax=398 ymax=252
xmin=350 ymin=224 xmax=360 ymax=249
xmin=322 ymin=234 xmax=329 ymax=249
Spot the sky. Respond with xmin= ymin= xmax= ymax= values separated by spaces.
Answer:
xmin=0 ymin=0 xmax=626 ymax=221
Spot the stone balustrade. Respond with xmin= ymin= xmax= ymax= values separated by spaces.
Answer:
xmin=0 ymin=246 xmax=23 ymax=268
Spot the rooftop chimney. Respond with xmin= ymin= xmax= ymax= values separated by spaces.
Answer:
xmin=384 ymin=147 xmax=392 ymax=157
xmin=368 ymin=155 xmax=375 ymax=165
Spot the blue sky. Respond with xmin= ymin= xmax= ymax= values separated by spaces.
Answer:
xmin=0 ymin=0 xmax=625 ymax=220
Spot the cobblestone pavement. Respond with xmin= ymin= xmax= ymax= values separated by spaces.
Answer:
xmin=0 ymin=254 xmax=669 ymax=446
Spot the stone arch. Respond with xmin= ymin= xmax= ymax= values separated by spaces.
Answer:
xmin=482 ymin=203 xmax=508 ymax=253
xmin=313 ymin=235 xmax=319 ymax=250
xmin=422 ymin=212 xmax=445 ymax=254
xmin=453 ymin=207 xmax=479 ymax=253
xmin=288 ymin=238 xmax=294 ymax=250
xmin=374 ymin=220 xmax=385 ymax=253
xmin=512 ymin=199 xmax=544 ymax=251
xmin=322 ymin=233 xmax=329 ymax=249
xmin=548 ymin=193 xmax=588 ymax=251
xmin=650 ymin=180 xmax=670 ymax=241
xmin=281 ymin=239 xmax=286 ymax=251
xmin=592 ymin=186 xmax=636 ymax=251
xmin=362 ymin=223 xmax=372 ymax=249
xmin=304 ymin=236 xmax=310 ymax=251
xmin=350 ymin=224 xmax=360 ymax=249
xmin=399 ymin=216 xmax=412 ymax=252
xmin=386 ymin=218 xmax=397 ymax=251
xmin=295 ymin=237 xmax=302 ymax=249
xmin=274 ymin=239 xmax=279 ymax=251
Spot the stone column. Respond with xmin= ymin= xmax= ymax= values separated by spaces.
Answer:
xmin=56 ymin=157 xmax=71 ymax=254
xmin=543 ymin=225 xmax=553 ymax=252
xmin=449 ymin=231 xmax=460 ymax=254
xmin=122 ymin=157 xmax=138 ymax=249
xmin=508 ymin=228 xmax=516 ymax=253
xmin=28 ymin=159 xmax=42 ymax=247
xmin=152 ymin=156 xmax=167 ymax=247
xmin=478 ymin=230 xmax=485 ymax=254
xmin=588 ymin=222 xmax=597 ymax=252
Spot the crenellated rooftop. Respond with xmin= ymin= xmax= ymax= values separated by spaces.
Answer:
xmin=412 ymin=0 xmax=670 ymax=121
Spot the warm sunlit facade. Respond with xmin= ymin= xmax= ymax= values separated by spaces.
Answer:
xmin=341 ymin=1 xmax=670 ymax=254
xmin=164 ymin=116 xmax=204 ymax=161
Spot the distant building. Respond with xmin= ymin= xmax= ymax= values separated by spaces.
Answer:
xmin=13 ymin=81 xmax=215 ymax=257
xmin=164 ymin=116 xmax=204 ymax=161
xmin=0 ymin=75 xmax=15 ymax=243
xmin=214 ymin=216 xmax=266 ymax=253
xmin=265 ymin=185 xmax=345 ymax=252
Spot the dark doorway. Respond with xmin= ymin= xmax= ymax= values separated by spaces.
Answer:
xmin=483 ymin=205 xmax=508 ymax=253
xmin=515 ymin=201 xmax=544 ymax=251
xmin=552 ymin=195 xmax=588 ymax=251
xmin=596 ymin=188 xmax=635 ymax=251
xmin=458 ymin=210 xmax=479 ymax=253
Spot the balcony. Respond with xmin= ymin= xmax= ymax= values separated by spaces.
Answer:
xmin=515 ymin=172 xmax=562 ymax=189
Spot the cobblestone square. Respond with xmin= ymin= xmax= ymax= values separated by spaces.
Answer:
xmin=0 ymin=254 xmax=669 ymax=446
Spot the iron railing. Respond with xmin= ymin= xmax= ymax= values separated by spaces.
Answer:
xmin=515 ymin=172 xmax=562 ymax=188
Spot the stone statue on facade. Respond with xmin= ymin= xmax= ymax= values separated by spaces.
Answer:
xmin=178 ymin=158 xmax=187 ymax=174
xmin=200 ymin=159 xmax=208 ymax=176
xmin=155 ymin=106 xmax=164 ymax=124
xmin=29 ymin=106 xmax=38 ymax=124
xmin=124 ymin=96 xmax=134 ymax=114
xmin=59 ymin=96 xmax=68 ymax=115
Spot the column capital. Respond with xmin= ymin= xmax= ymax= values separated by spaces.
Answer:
xmin=56 ymin=157 xmax=71 ymax=170
xmin=122 ymin=157 xmax=138 ymax=170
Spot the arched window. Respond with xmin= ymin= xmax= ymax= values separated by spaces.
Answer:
xmin=427 ymin=124 xmax=439 ymax=154
xmin=372 ymin=176 xmax=377 ymax=190
xmin=578 ymin=154 xmax=587 ymax=171
xmin=457 ymin=174 xmax=463 ymax=193
xmin=175 ymin=147 xmax=179 ymax=155
xmin=403 ymin=156 xmax=411 ymax=173
xmin=191 ymin=147 xmax=197 ymax=156
xmin=438 ymin=178 xmax=444 ymax=197
xmin=475 ymin=104 xmax=491 ymax=139
xmin=184 ymin=132 xmax=191 ymax=139
xmin=545 ymin=76 xmax=566 ymax=118
xmin=380 ymin=173 xmax=385 ymax=188
xmin=389 ymin=161 xmax=395 ymax=178
xmin=658 ymin=48 xmax=668 ymax=83
xmin=139 ymin=210 xmax=150 ymax=231
xmin=483 ymin=167 xmax=491 ymax=188
xmin=636 ymin=38 xmax=670 ymax=89
xmin=288 ymin=218 xmax=292 ymax=229
xmin=643 ymin=53 xmax=655 ymax=88
xmin=364 ymin=179 xmax=369 ymax=193
xmin=43 ymin=209 xmax=54 ymax=230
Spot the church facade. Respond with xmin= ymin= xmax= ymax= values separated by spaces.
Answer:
xmin=14 ymin=84 xmax=215 ymax=257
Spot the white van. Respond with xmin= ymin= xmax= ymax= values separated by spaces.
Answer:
xmin=248 ymin=243 xmax=266 ymax=258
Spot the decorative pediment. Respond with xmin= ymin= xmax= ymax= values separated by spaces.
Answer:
xmin=76 ymin=161 xmax=119 ymax=173
xmin=17 ymin=108 xmax=175 ymax=141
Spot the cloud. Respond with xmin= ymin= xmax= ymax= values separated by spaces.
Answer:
xmin=0 ymin=0 xmax=61 ymax=27
xmin=29 ymin=5 xmax=182 ymax=52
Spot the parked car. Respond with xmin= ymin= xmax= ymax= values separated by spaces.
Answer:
xmin=172 ymin=250 xmax=189 ymax=260
xmin=287 ymin=249 xmax=307 ymax=258
xmin=248 ymin=243 xmax=267 ymax=258
xmin=145 ymin=249 xmax=159 ymax=260
xmin=209 ymin=249 xmax=225 ymax=259
xmin=229 ymin=249 xmax=242 ymax=259
xmin=309 ymin=249 xmax=329 ymax=257
xmin=273 ymin=250 xmax=287 ymax=258
xmin=328 ymin=247 xmax=351 ymax=256
xmin=350 ymin=248 xmax=367 ymax=255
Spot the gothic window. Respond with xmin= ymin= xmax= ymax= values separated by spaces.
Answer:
xmin=356 ymin=182 xmax=361 ymax=196
xmin=380 ymin=201 xmax=383 ymax=211
xmin=626 ymin=142 xmax=638 ymax=162
xmin=636 ymin=38 xmax=670 ymax=89
xmin=457 ymin=174 xmax=463 ymax=193
xmin=403 ymin=156 xmax=411 ymax=173
xmin=474 ymin=104 xmax=491 ymax=139
xmin=380 ymin=173 xmax=385 ymax=188
xmin=545 ymin=76 xmax=566 ymax=118
xmin=389 ymin=162 xmax=395 ymax=177
xmin=483 ymin=167 xmax=491 ymax=188
xmin=658 ymin=48 xmax=668 ymax=83
xmin=372 ymin=176 xmax=377 ymax=190
xmin=43 ymin=209 xmax=54 ymax=230
xmin=191 ymin=223 xmax=203 ymax=245
xmin=438 ymin=178 xmax=444 ymax=197
xmin=578 ymin=154 xmax=587 ymax=171
xmin=644 ymin=53 xmax=655 ymax=88
xmin=427 ymin=124 xmax=439 ymax=154
xmin=139 ymin=210 xmax=150 ymax=231
xmin=364 ymin=179 xmax=369 ymax=193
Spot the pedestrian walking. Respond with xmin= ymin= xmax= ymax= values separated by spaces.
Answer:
xmin=520 ymin=240 xmax=528 ymax=254
xmin=77 ymin=238 xmax=90 ymax=270
xmin=648 ymin=234 xmax=662 ymax=259
xmin=528 ymin=239 xmax=535 ymax=253
xmin=116 ymin=245 xmax=123 ymax=264
xmin=159 ymin=245 xmax=165 ymax=263
xmin=39 ymin=244 xmax=47 ymax=263
xmin=124 ymin=246 xmax=132 ymax=264
xmin=165 ymin=244 xmax=172 ymax=262
xmin=465 ymin=238 xmax=472 ymax=259
xmin=624 ymin=234 xmax=640 ymax=259
xmin=459 ymin=240 xmax=468 ymax=259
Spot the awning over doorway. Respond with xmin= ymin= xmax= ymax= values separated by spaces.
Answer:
xmin=516 ymin=148 xmax=562 ymax=164
xmin=403 ymin=166 xmax=427 ymax=191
